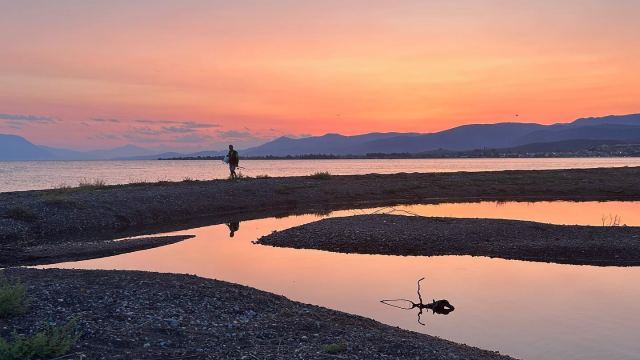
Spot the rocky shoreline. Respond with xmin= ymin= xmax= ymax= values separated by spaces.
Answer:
xmin=2 ymin=268 xmax=515 ymax=359
xmin=2 ymin=167 xmax=640 ymax=247
xmin=2 ymin=167 xmax=639 ymax=358
xmin=257 ymin=214 xmax=640 ymax=266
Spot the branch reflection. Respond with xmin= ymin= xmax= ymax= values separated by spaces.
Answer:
xmin=381 ymin=277 xmax=454 ymax=326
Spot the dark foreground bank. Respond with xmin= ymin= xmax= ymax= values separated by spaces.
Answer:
xmin=0 ymin=235 xmax=194 ymax=267
xmin=258 ymin=215 xmax=640 ymax=266
xmin=2 ymin=167 xmax=640 ymax=247
xmin=2 ymin=268 xmax=514 ymax=360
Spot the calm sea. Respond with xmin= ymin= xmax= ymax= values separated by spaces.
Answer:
xmin=2 ymin=158 xmax=640 ymax=193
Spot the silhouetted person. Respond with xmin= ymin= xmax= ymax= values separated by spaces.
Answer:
xmin=226 ymin=221 xmax=240 ymax=237
xmin=227 ymin=145 xmax=240 ymax=179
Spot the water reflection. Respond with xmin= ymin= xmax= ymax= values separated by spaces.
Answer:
xmin=44 ymin=201 xmax=640 ymax=360
xmin=381 ymin=277 xmax=455 ymax=325
xmin=226 ymin=221 xmax=240 ymax=238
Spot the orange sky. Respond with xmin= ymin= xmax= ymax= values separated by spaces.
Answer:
xmin=1 ymin=1 xmax=639 ymax=150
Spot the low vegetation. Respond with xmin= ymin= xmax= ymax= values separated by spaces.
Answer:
xmin=0 ymin=320 xmax=79 ymax=360
xmin=274 ymin=184 xmax=310 ymax=194
xmin=53 ymin=184 xmax=72 ymax=191
xmin=77 ymin=178 xmax=107 ymax=190
xmin=601 ymin=214 xmax=623 ymax=227
xmin=322 ymin=343 xmax=347 ymax=354
xmin=255 ymin=174 xmax=271 ymax=179
xmin=0 ymin=276 xmax=78 ymax=360
xmin=309 ymin=171 xmax=331 ymax=180
xmin=0 ymin=277 xmax=26 ymax=318
xmin=41 ymin=192 xmax=77 ymax=208
xmin=228 ymin=172 xmax=251 ymax=181
xmin=4 ymin=207 xmax=37 ymax=222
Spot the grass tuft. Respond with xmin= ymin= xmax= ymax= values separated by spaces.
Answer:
xmin=255 ymin=174 xmax=271 ymax=179
xmin=53 ymin=184 xmax=72 ymax=191
xmin=127 ymin=180 xmax=149 ymax=186
xmin=309 ymin=171 xmax=331 ymax=180
xmin=5 ymin=207 xmax=37 ymax=222
xmin=0 ymin=319 xmax=79 ymax=360
xmin=322 ymin=343 xmax=347 ymax=354
xmin=0 ymin=277 xmax=27 ymax=319
xmin=41 ymin=192 xmax=77 ymax=208
xmin=77 ymin=178 xmax=107 ymax=190
xmin=274 ymin=184 xmax=310 ymax=194
xmin=228 ymin=172 xmax=251 ymax=181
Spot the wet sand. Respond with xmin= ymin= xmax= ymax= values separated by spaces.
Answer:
xmin=257 ymin=214 xmax=640 ymax=266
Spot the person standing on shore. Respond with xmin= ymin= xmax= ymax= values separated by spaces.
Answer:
xmin=226 ymin=145 xmax=240 ymax=179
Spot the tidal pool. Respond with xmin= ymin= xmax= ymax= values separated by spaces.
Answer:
xmin=45 ymin=201 xmax=640 ymax=360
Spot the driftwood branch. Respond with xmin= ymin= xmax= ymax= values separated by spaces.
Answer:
xmin=416 ymin=277 xmax=424 ymax=304
xmin=380 ymin=277 xmax=455 ymax=326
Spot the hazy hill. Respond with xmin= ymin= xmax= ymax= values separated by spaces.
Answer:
xmin=0 ymin=135 xmax=161 ymax=161
xmin=568 ymin=114 xmax=640 ymax=127
xmin=503 ymin=139 xmax=631 ymax=153
xmin=356 ymin=123 xmax=544 ymax=153
xmin=242 ymin=132 xmax=415 ymax=156
xmin=243 ymin=113 xmax=640 ymax=156
xmin=2 ymin=113 xmax=640 ymax=160
xmin=0 ymin=134 xmax=54 ymax=160
xmin=84 ymin=145 xmax=156 ymax=160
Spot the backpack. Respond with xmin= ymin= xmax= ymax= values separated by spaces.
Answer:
xmin=229 ymin=150 xmax=239 ymax=165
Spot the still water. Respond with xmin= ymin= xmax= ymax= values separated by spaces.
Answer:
xmin=3 ymin=157 xmax=640 ymax=192
xmin=44 ymin=201 xmax=640 ymax=360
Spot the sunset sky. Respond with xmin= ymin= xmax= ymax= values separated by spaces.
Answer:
xmin=1 ymin=0 xmax=639 ymax=151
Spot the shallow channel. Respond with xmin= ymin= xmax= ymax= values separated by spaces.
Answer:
xmin=44 ymin=201 xmax=640 ymax=360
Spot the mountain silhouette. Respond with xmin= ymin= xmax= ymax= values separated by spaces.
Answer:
xmin=1 ymin=113 xmax=640 ymax=160
xmin=243 ymin=113 xmax=640 ymax=156
xmin=0 ymin=134 xmax=55 ymax=160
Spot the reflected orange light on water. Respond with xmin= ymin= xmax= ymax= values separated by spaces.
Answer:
xmin=46 ymin=201 xmax=640 ymax=360
xmin=396 ymin=201 xmax=640 ymax=226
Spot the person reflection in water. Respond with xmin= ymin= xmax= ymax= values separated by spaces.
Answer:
xmin=226 ymin=221 xmax=240 ymax=237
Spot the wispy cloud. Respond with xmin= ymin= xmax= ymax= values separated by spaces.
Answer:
xmin=134 ymin=119 xmax=177 ymax=125
xmin=90 ymin=133 xmax=122 ymax=140
xmin=135 ymin=119 xmax=219 ymax=128
xmin=217 ymin=130 xmax=253 ymax=139
xmin=0 ymin=113 xmax=56 ymax=123
xmin=130 ymin=127 xmax=162 ymax=136
xmin=174 ymin=134 xmax=215 ymax=143
xmin=91 ymin=118 xmax=120 ymax=123
xmin=162 ymin=126 xmax=195 ymax=133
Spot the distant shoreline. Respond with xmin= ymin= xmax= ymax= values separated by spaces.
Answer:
xmin=2 ymin=155 xmax=640 ymax=162
xmin=159 ymin=154 xmax=640 ymax=160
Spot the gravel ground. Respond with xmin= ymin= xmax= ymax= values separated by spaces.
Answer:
xmin=257 ymin=215 xmax=640 ymax=266
xmin=0 ymin=235 xmax=193 ymax=267
xmin=2 ymin=167 xmax=640 ymax=246
xmin=1 ymin=268 xmax=515 ymax=360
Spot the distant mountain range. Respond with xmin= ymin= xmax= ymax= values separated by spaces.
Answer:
xmin=241 ymin=114 xmax=640 ymax=156
xmin=0 ymin=135 xmax=164 ymax=160
xmin=1 ymin=113 xmax=640 ymax=160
